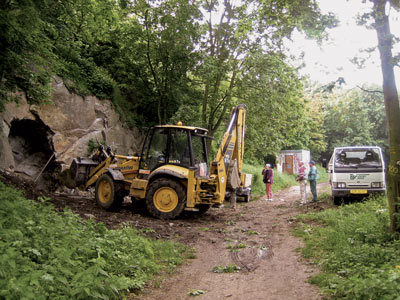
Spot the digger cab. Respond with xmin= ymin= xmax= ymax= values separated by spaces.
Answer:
xmin=140 ymin=125 xmax=211 ymax=178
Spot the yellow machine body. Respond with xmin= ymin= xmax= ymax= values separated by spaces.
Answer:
xmin=69 ymin=104 xmax=247 ymax=219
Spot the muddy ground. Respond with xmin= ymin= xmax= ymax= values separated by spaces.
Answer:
xmin=0 ymin=169 xmax=331 ymax=300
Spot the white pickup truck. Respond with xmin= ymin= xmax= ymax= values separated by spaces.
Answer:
xmin=328 ymin=146 xmax=386 ymax=205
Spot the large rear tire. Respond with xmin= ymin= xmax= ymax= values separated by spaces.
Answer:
xmin=146 ymin=178 xmax=186 ymax=219
xmin=95 ymin=174 xmax=124 ymax=210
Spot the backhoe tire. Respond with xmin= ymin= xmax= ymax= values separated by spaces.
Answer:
xmin=95 ymin=174 xmax=124 ymax=211
xmin=146 ymin=178 xmax=186 ymax=219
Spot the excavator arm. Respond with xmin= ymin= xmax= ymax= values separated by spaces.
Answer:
xmin=210 ymin=104 xmax=247 ymax=202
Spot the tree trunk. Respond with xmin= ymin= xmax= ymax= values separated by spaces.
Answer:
xmin=373 ymin=0 xmax=400 ymax=232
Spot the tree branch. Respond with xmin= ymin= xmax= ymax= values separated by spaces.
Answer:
xmin=356 ymin=85 xmax=383 ymax=94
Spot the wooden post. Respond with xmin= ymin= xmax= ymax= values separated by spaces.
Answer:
xmin=34 ymin=153 xmax=55 ymax=183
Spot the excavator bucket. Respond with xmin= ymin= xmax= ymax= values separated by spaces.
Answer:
xmin=59 ymin=157 xmax=99 ymax=189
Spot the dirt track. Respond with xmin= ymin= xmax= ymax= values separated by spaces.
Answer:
xmin=132 ymin=183 xmax=330 ymax=300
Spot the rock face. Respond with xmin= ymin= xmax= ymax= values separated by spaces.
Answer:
xmin=0 ymin=78 xmax=143 ymax=185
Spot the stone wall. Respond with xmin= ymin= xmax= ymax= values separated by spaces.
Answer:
xmin=0 ymin=78 xmax=143 ymax=181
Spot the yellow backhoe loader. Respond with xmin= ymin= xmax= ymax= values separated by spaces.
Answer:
xmin=65 ymin=104 xmax=248 ymax=219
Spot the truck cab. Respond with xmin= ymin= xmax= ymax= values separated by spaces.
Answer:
xmin=329 ymin=146 xmax=386 ymax=204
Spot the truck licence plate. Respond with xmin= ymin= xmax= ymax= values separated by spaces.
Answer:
xmin=350 ymin=189 xmax=368 ymax=194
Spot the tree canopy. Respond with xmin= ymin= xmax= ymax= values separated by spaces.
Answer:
xmin=0 ymin=0 xmax=339 ymax=163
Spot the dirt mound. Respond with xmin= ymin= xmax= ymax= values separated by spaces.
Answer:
xmin=0 ymin=169 xmax=48 ymax=200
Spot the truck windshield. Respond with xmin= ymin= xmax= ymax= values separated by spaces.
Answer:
xmin=334 ymin=148 xmax=382 ymax=169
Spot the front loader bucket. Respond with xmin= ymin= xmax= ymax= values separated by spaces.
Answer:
xmin=59 ymin=158 xmax=99 ymax=189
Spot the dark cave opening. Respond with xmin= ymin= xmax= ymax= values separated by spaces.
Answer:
xmin=8 ymin=118 xmax=59 ymax=189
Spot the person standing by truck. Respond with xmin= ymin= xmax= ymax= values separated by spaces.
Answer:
xmin=308 ymin=161 xmax=318 ymax=202
xmin=262 ymin=164 xmax=274 ymax=201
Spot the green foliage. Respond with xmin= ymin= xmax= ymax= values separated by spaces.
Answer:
xmin=0 ymin=182 xmax=187 ymax=299
xmin=87 ymin=139 xmax=107 ymax=156
xmin=198 ymin=227 xmax=210 ymax=232
xmin=212 ymin=264 xmax=241 ymax=273
xmin=315 ymin=191 xmax=332 ymax=203
xmin=316 ymin=164 xmax=329 ymax=183
xmin=247 ymin=230 xmax=260 ymax=236
xmin=0 ymin=0 xmax=55 ymax=107
xmin=227 ymin=242 xmax=248 ymax=252
xmin=257 ymin=0 xmax=338 ymax=42
xmin=1 ymin=0 xmax=340 ymax=155
xmin=1 ymin=0 xmax=337 ymax=154
xmin=87 ymin=139 xmax=99 ymax=156
xmin=296 ymin=195 xmax=400 ymax=299
xmin=194 ymin=0 xmax=336 ymax=153
xmin=301 ymin=96 xmax=328 ymax=160
xmin=104 ymin=0 xmax=202 ymax=126
xmin=188 ymin=289 xmax=207 ymax=296
xmin=0 ymin=0 xmax=120 ymax=106
xmin=320 ymin=87 xmax=388 ymax=158
xmin=239 ymin=53 xmax=310 ymax=162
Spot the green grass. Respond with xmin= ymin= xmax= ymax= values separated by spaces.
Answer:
xmin=227 ymin=242 xmax=248 ymax=252
xmin=0 ymin=182 xmax=187 ymax=299
xmin=212 ymin=264 xmax=241 ymax=273
xmin=294 ymin=195 xmax=400 ymax=299
xmin=316 ymin=164 xmax=329 ymax=183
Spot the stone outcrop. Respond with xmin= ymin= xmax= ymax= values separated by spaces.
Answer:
xmin=0 ymin=78 xmax=143 ymax=183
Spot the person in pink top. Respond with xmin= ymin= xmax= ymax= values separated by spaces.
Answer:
xmin=262 ymin=164 xmax=274 ymax=201
xmin=297 ymin=161 xmax=307 ymax=204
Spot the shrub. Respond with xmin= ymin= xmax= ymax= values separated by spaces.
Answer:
xmin=295 ymin=195 xmax=400 ymax=299
xmin=0 ymin=182 xmax=187 ymax=299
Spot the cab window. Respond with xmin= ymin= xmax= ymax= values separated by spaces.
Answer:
xmin=169 ymin=129 xmax=190 ymax=167
xmin=191 ymin=133 xmax=209 ymax=177
xmin=140 ymin=128 xmax=168 ymax=171
xmin=334 ymin=148 xmax=382 ymax=168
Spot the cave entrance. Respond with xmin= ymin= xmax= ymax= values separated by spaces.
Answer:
xmin=8 ymin=118 xmax=58 ymax=189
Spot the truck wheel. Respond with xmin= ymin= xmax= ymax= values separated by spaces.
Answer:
xmin=146 ymin=178 xmax=186 ymax=219
xmin=95 ymin=174 xmax=124 ymax=210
